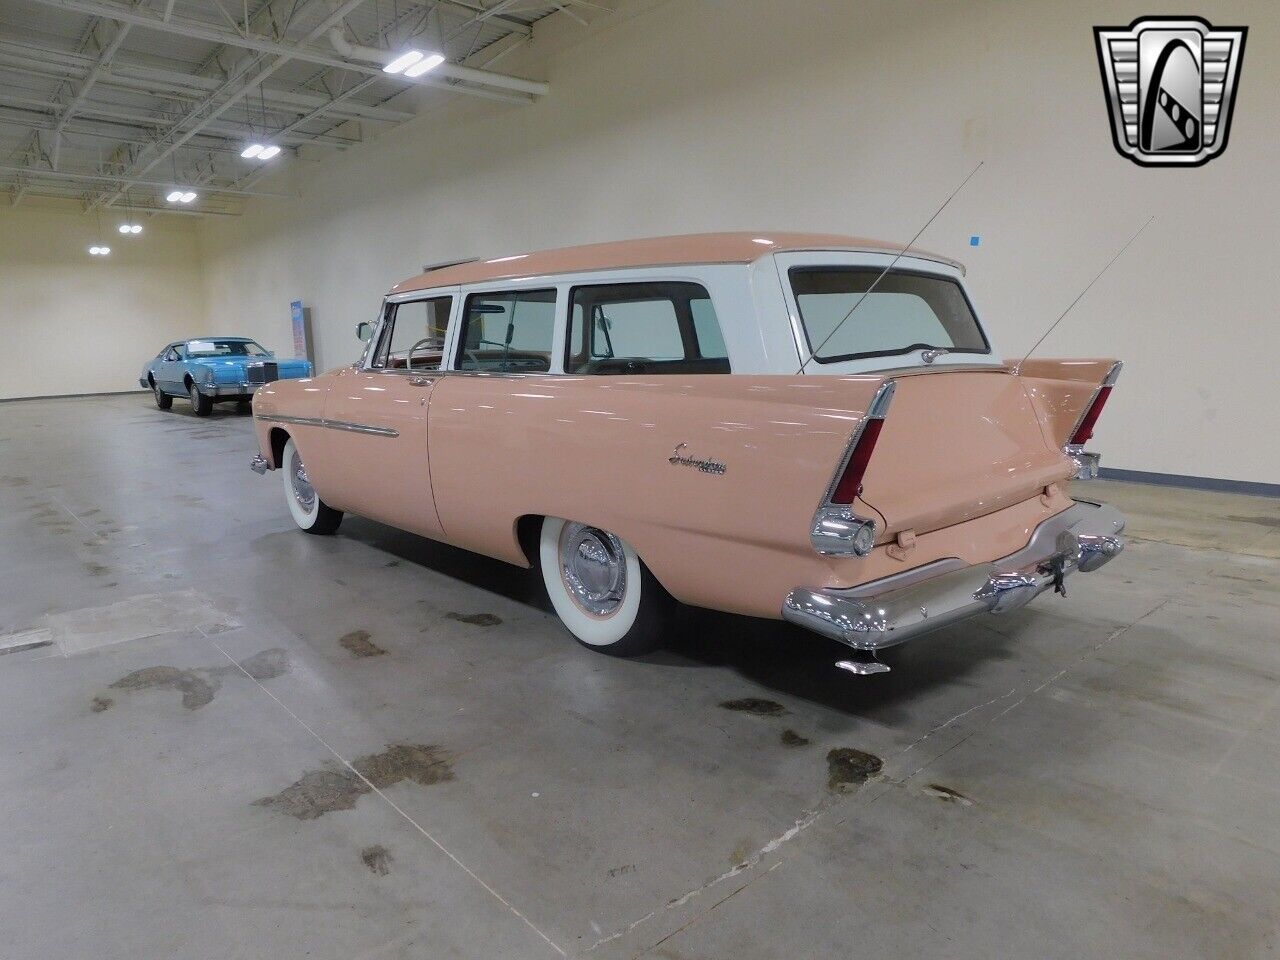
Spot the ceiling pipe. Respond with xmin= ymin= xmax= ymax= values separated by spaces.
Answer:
xmin=326 ymin=27 xmax=548 ymax=97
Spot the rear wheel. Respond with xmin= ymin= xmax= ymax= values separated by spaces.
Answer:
xmin=152 ymin=382 xmax=172 ymax=410
xmin=282 ymin=438 xmax=342 ymax=535
xmin=189 ymin=382 xmax=212 ymax=417
xmin=539 ymin=517 xmax=668 ymax=656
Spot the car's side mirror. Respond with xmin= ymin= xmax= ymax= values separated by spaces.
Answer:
xmin=356 ymin=321 xmax=373 ymax=342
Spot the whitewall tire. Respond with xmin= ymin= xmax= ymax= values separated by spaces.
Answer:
xmin=281 ymin=438 xmax=342 ymax=535
xmin=539 ymin=516 xmax=668 ymax=656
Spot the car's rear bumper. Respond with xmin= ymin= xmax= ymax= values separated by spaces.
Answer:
xmin=782 ymin=499 xmax=1125 ymax=653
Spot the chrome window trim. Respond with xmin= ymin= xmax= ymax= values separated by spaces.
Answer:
xmin=257 ymin=413 xmax=399 ymax=438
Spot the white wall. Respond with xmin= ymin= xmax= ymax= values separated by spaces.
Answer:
xmin=0 ymin=204 xmax=205 ymax=399
xmin=200 ymin=0 xmax=1277 ymax=484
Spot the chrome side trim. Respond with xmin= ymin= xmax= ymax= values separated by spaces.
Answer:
xmin=256 ymin=414 xmax=399 ymax=438
xmin=783 ymin=500 xmax=1126 ymax=653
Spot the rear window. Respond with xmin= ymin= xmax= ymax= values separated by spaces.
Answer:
xmin=789 ymin=268 xmax=988 ymax=363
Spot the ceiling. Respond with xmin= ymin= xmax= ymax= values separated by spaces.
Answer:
xmin=0 ymin=0 xmax=591 ymax=218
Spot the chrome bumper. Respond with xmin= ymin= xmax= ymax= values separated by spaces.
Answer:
xmin=782 ymin=500 xmax=1125 ymax=656
xmin=199 ymin=383 xmax=257 ymax=398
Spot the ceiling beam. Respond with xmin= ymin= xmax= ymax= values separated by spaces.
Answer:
xmin=50 ymin=21 xmax=133 ymax=169
xmin=23 ymin=0 xmax=543 ymax=101
xmin=86 ymin=0 xmax=372 ymax=211
xmin=0 ymin=163 xmax=293 ymax=198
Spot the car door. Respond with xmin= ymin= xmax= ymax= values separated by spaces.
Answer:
xmin=319 ymin=291 xmax=458 ymax=539
xmin=157 ymin=345 xmax=186 ymax=394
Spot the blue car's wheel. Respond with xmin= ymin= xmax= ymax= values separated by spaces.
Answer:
xmin=153 ymin=382 xmax=172 ymax=410
xmin=189 ymin=382 xmax=212 ymax=417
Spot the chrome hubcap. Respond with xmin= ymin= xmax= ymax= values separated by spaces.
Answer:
xmin=289 ymin=449 xmax=316 ymax=510
xmin=559 ymin=522 xmax=626 ymax=617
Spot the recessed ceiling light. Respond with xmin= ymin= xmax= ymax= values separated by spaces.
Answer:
xmin=180 ymin=191 xmax=197 ymax=203
xmin=130 ymin=224 xmax=143 ymax=234
xmin=241 ymin=143 xmax=264 ymax=159
xmin=404 ymin=53 xmax=446 ymax=77
xmin=257 ymin=144 xmax=281 ymax=160
xmin=383 ymin=50 xmax=424 ymax=74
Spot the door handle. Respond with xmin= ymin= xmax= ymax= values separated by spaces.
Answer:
xmin=408 ymin=376 xmax=436 ymax=386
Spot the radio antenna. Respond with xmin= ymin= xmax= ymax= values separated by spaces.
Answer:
xmin=1014 ymin=216 xmax=1154 ymax=373
xmin=798 ymin=161 xmax=983 ymax=373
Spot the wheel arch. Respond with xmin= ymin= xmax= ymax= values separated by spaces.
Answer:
xmin=268 ymin=427 xmax=291 ymax=469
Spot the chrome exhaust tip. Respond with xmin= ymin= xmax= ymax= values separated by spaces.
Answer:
xmin=249 ymin=454 xmax=269 ymax=475
xmin=835 ymin=654 xmax=890 ymax=676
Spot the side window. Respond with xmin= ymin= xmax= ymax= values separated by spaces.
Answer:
xmin=372 ymin=296 xmax=453 ymax=371
xmin=566 ymin=282 xmax=730 ymax=374
xmin=456 ymin=289 xmax=556 ymax=373
xmin=165 ymin=347 xmax=182 ymax=361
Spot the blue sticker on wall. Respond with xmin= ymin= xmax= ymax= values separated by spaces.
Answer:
xmin=969 ymin=235 xmax=981 ymax=246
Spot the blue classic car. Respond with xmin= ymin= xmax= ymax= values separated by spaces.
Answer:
xmin=139 ymin=337 xmax=312 ymax=416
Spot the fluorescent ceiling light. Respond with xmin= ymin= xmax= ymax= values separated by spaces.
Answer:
xmin=404 ymin=53 xmax=446 ymax=77
xmin=166 ymin=190 xmax=183 ymax=202
xmin=130 ymin=224 xmax=143 ymax=234
xmin=180 ymin=191 xmax=197 ymax=203
xmin=118 ymin=224 xmax=131 ymax=234
xmin=88 ymin=245 xmax=110 ymax=255
xmin=241 ymin=143 xmax=264 ymax=159
xmin=257 ymin=145 xmax=281 ymax=160
xmin=383 ymin=50 xmax=424 ymax=74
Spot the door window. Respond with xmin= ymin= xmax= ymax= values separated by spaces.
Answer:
xmin=372 ymin=296 xmax=454 ymax=371
xmin=566 ymin=282 xmax=730 ymax=374
xmin=455 ymin=289 xmax=556 ymax=373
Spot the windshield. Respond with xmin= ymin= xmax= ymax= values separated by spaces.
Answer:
xmin=184 ymin=339 xmax=270 ymax=358
xmin=789 ymin=267 xmax=989 ymax=364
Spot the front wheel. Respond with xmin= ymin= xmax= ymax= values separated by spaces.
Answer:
xmin=153 ymin=383 xmax=172 ymax=410
xmin=281 ymin=438 xmax=343 ymax=535
xmin=189 ymin=383 xmax=212 ymax=417
xmin=539 ymin=517 xmax=669 ymax=656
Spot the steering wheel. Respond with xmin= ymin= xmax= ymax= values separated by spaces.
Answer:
xmin=406 ymin=338 xmax=440 ymax=371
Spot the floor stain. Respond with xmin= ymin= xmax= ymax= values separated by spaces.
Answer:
xmin=720 ymin=697 xmax=786 ymax=716
xmin=607 ymin=864 xmax=636 ymax=878
xmin=446 ymin=612 xmax=502 ymax=627
xmin=108 ymin=648 xmax=288 ymax=709
xmin=826 ymin=747 xmax=883 ymax=791
xmin=84 ymin=562 xmax=111 ymax=577
xmin=384 ymin=560 xmax=401 ymax=568
xmin=0 ymin=476 xmax=30 ymax=487
xmin=1226 ymin=514 xmax=1280 ymax=529
xmin=921 ymin=783 xmax=974 ymax=806
xmin=339 ymin=629 xmax=386 ymax=658
xmin=255 ymin=744 xmax=454 ymax=820
xmin=90 ymin=696 xmax=114 ymax=713
xmin=360 ymin=845 xmax=393 ymax=876
xmin=780 ymin=729 xmax=810 ymax=747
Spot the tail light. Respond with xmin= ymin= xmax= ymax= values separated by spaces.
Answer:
xmin=1069 ymin=385 xmax=1111 ymax=446
xmin=811 ymin=381 xmax=895 ymax=557
xmin=831 ymin=418 xmax=884 ymax=504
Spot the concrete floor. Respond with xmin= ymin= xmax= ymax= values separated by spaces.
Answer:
xmin=1 ymin=394 xmax=1278 ymax=960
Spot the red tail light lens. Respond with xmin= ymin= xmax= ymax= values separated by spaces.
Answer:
xmin=831 ymin=418 xmax=884 ymax=504
xmin=1070 ymin=386 xmax=1112 ymax=446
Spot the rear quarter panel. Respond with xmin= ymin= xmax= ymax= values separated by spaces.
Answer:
xmin=427 ymin=373 xmax=888 ymax=617
xmin=1016 ymin=358 xmax=1119 ymax=446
